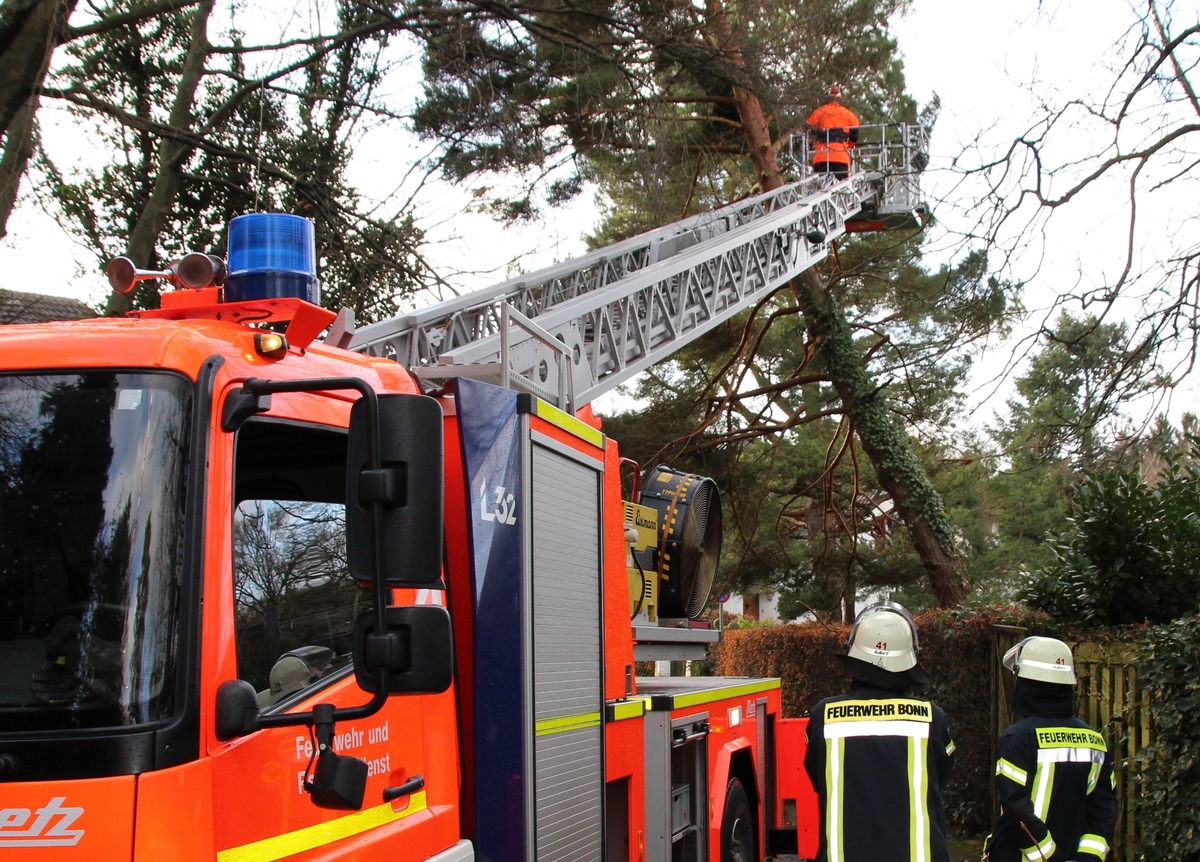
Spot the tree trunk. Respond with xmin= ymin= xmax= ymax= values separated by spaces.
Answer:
xmin=795 ymin=268 xmax=968 ymax=606
xmin=0 ymin=91 xmax=38 ymax=239
xmin=703 ymin=0 xmax=969 ymax=607
xmin=703 ymin=0 xmax=781 ymax=190
xmin=105 ymin=0 xmax=212 ymax=316
xmin=0 ymin=0 xmax=78 ymax=239
xmin=0 ymin=0 xmax=72 ymax=133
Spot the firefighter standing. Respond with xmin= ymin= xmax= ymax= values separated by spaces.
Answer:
xmin=804 ymin=601 xmax=956 ymax=862
xmin=984 ymin=637 xmax=1117 ymax=862
xmin=805 ymin=84 xmax=860 ymax=179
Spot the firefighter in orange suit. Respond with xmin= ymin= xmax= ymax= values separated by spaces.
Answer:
xmin=983 ymin=638 xmax=1117 ymax=862
xmin=804 ymin=601 xmax=956 ymax=862
xmin=806 ymin=84 xmax=860 ymax=179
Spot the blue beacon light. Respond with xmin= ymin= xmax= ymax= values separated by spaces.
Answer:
xmin=223 ymin=213 xmax=319 ymax=304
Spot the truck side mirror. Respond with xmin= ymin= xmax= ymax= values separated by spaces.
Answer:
xmin=353 ymin=605 xmax=453 ymax=694
xmin=346 ymin=393 xmax=443 ymax=587
xmin=214 ymin=679 xmax=261 ymax=741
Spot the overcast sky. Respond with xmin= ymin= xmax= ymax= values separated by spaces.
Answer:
xmin=9 ymin=0 xmax=1193 ymax=428
xmin=8 ymin=0 xmax=1181 ymax=420
xmin=0 ymin=0 xmax=1142 ymax=299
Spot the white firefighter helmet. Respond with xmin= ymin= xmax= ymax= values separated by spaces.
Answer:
xmin=269 ymin=654 xmax=310 ymax=700
xmin=846 ymin=601 xmax=921 ymax=673
xmin=1003 ymin=636 xmax=1077 ymax=684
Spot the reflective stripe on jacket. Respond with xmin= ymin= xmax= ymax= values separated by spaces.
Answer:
xmin=985 ymin=717 xmax=1117 ymax=862
xmin=804 ymin=686 xmax=955 ymax=862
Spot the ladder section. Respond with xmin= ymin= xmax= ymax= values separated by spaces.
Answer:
xmin=348 ymin=122 xmax=928 ymax=410
xmin=348 ymin=186 xmax=807 ymax=369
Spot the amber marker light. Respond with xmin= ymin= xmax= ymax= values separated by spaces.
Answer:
xmin=254 ymin=332 xmax=289 ymax=358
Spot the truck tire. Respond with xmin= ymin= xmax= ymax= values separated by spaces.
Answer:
xmin=720 ymin=777 xmax=756 ymax=862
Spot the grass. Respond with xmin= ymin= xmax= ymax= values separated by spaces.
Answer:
xmin=947 ymin=836 xmax=985 ymax=861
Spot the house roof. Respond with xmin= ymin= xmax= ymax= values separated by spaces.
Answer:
xmin=0 ymin=289 xmax=95 ymax=324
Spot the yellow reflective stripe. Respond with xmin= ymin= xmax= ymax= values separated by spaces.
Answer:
xmin=1086 ymin=756 xmax=1102 ymax=794
xmin=1078 ymin=833 xmax=1110 ymax=856
xmin=535 ymin=711 xmax=601 ymax=737
xmin=216 ymin=791 xmax=428 ymax=862
xmin=529 ymin=399 xmax=605 ymax=449
xmin=1021 ymin=831 xmax=1055 ymax=862
xmin=996 ymin=758 xmax=1028 ymax=786
xmin=606 ymin=699 xmax=645 ymax=721
xmin=945 ymin=739 xmax=956 ymax=756
xmin=908 ymin=734 xmax=931 ymax=862
xmin=826 ymin=737 xmax=845 ymax=861
xmin=660 ymin=678 xmax=780 ymax=710
xmin=1030 ymin=762 xmax=1054 ymax=821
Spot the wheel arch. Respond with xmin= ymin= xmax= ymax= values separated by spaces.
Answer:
xmin=712 ymin=738 xmax=760 ymax=857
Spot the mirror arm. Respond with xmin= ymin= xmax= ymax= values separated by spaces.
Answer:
xmin=254 ymin=683 xmax=390 ymax=733
xmin=304 ymin=703 xmax=369 ymax=810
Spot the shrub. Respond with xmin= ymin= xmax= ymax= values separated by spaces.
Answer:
xmin=1135 ymin=615 xmax=1200 ymax=859
xmin=1023 ymin=454 xmax=1200 ymax=626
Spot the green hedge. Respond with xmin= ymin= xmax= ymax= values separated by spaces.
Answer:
xmin=1135 ymin=614 xmax=1200 ymax=860
xmin=712 ymin=607 xmax=1049 ymax=832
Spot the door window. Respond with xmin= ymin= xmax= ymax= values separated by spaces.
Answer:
xmin=231 ymin=418 xmax=365 ymax=709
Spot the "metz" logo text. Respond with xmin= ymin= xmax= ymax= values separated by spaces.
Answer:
xmin=0 ymin=797 xmax=85 ymax=847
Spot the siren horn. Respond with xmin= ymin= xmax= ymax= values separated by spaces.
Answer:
xmin=106 ymin=252 xmax=227 ymax=295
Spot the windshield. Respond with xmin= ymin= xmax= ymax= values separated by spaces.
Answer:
xmin=0 ymin=372 xmax=191 ymax=731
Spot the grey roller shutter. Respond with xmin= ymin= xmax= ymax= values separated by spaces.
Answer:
xmin=531 ymin=442 xmax=603 ymax=862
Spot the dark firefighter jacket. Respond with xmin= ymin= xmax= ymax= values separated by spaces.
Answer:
xmin=805 ymin=102 xmax=860 ymax=167
xmin=804 ymin=683 xmax=956 ymax=862
xmin=985 ymin=679 xmax=1117 ymax=862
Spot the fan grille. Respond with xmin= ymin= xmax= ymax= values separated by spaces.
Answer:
xmin=638 ymin=466 xmax=723 ymax=620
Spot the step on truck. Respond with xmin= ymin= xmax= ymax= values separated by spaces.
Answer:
xmin=0 ymin=126 xmax=928 ymax=862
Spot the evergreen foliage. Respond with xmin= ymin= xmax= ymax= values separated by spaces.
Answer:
xmin=1136 ymin=614 xmax=1200 ymax=860
xmin=990 ymin=311 xmax=1165 ymax=471
xmin=408 ymin=0 xmax=917 ymax=220
xmin=1022 ymin=444 xmax=1200 ymax=626
xmin=27 ymin=1 xmax=428 ymax=319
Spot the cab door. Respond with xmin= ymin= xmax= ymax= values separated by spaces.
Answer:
xmin=203 ymin=391 xmax=460 ymax=861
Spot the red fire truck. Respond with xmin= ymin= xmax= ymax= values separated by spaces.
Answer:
xmin=0 ymin=125 xmax=926 ymax=861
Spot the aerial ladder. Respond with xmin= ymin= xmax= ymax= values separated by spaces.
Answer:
xmin=342 ymin=122 xmax=929 ymax=414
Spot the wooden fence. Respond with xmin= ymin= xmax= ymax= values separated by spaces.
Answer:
xmin=991 ymin=627 xmax=1150 ymax=861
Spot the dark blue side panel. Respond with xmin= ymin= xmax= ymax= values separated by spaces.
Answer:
xmin=455 ymin=378 xmax=527 ymax=862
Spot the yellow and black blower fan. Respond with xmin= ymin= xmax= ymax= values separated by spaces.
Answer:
xmin=638 ymin=466 xmax=722 ymax=620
